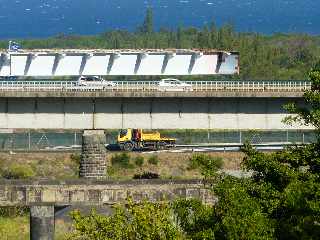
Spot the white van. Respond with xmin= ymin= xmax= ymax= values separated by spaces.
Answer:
xmin=158 ymin=78 xmax=193 ymax=91
xmin=77 ymin=76 xmax=116 ymax=89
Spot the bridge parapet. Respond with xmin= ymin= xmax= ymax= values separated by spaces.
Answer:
xmin=0 ymin=179 xmax=214 ymax=207
xmin=0 ymin=80 xmax=310 ymax=98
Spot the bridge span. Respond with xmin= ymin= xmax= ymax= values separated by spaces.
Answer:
xmin=0 ymin=80 xmax=311 ymax=130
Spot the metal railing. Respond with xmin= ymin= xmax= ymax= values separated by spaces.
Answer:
xmin=0 ymin=80 xmax=311 ymax=92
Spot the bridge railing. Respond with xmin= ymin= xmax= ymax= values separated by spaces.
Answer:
xmin=0 ymin=80 xmax=311 ymax=92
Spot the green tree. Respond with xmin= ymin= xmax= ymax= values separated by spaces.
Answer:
xmin=139 ymin=8 xmax=154 ymax=34
xmin=174 ymin=67 xmax=320 ymax=239
xmin=284 ymin=64 xmax=320 ymax=133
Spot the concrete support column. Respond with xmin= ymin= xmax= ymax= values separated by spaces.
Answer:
xmin=80 ymin=130 xmax=107 ymax=179
xmin=30 ymin=205 xmax=55 ymax=240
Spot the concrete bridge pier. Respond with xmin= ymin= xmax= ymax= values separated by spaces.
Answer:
xmin=30 ymin=205 xmax=55 ymax=240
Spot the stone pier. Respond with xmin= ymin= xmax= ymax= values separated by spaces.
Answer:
xmin=28 ymin=130 xmax=107 ymax=240
xmin=30 ymin=206 xmax=55 ymax=240
xmin=80 ymin=130 xmax=107 ymax=179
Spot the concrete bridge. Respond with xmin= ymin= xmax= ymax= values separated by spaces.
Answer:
xmin=0 ymin=80 xmax=311 ymax=130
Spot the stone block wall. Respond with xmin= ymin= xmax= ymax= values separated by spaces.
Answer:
xmin=80 ymin=130 xmax=107 ymax=179
xmin=0 ymin=179 xmax=215 ymax=206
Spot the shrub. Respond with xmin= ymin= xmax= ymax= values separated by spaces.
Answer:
xmin=148 ymin=155 xmax=159 ymax=165
xmin=133 ymin=172 xmax=160 ymax=179
xmin=69 ymin=199 xmax=183 ymax=239
xmin=1 ymin=163 xmax=35 ymax=179
xmin=70 ymin=153 xmax=81 ymax=165
xmin=134 ymin=156 xmax=144 ymax=167
xmin=0 ymin=207 xmax=28 ymax=217
xmin=111 ymin=153 xmax=134 ymax=169
xmin=187 ymin=154 xmax=223 ymax=178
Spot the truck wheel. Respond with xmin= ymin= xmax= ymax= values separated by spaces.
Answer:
xmin=123 ymin=142 xmax=134 ymax=151
xmin=158 ymin=142 xmax=166 ymax=150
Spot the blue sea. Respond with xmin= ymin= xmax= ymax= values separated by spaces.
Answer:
xmin=0 ymin=0 xmax=318 ymax=39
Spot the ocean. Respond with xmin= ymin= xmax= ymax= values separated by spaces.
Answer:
xmin=0 ymin=0 xmax=318 ymax=39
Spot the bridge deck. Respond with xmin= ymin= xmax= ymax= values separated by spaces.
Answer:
xmin=0 ymin=80 xmax=310 ymax=98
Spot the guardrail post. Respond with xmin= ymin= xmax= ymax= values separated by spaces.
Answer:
xmin=28 ymin=131 xmax=31 ymax=150
xmin=30 ymin=205 xmax=55 ymax=240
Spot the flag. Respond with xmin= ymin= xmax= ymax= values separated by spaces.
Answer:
xmin=8 ymin=41 xmax=21 ymax=52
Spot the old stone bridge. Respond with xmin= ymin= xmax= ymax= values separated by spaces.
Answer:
xmin=0 ymin=179 xmax=212 ymax=240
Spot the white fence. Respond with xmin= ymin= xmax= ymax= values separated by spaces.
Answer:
xmin=0 ymin=80 xmax=311 ymax=92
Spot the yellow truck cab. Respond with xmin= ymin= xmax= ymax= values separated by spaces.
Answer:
xmin=117 ymin=128 xmax=176 ymax=151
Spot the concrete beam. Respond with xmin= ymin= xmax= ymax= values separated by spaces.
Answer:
xmin=0 ymin=97 xmax=311 ymax=130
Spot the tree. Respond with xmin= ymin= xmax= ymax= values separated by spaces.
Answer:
xmin=173 ymin=67 xmax=320 ymax=239
xmin=284 ymin=64 xmax=320 ymax=134
xmin=139 ymin=8 xmax=154 ymax=34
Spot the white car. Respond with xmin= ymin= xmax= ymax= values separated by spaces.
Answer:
xmin=158 ymin=78 xmax=193 ymax=92
xmin=77 ymin=76 xmax=117 ymax=89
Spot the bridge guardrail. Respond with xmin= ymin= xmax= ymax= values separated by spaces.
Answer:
xmin=0 ymin=81 xmax=311 ymax=92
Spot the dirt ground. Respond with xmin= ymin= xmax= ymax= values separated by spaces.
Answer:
xmin=0 ymin=151 xmax=245 ymax=180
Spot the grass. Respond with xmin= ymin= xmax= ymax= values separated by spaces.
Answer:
xmin=106 ymin=152 xmax=244 ymax=180
xmin=147 ymin=155 xmax=159 ymax=165
xmin=0 ymin=216 xmax=29 ymax=240
xmin=0 ymin=216 xmax=70 ymax=240
xmin=0 ymin=151 xmax=244 ymax=181
xmin=0 ymin=152 xmax=79 ymax=180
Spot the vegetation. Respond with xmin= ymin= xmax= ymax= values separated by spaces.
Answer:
xmin=187 ymin=154 xmax=223 ymax=179
xmin=0 ymin=153 xmax=78 ymax=180
xmin=134 ymin=156 xmax=145 ymax=167
xmin=0 ymin=163 xmax=35 ymax=179
xmin=68 ymin=66 xmax=320 ymax=239
xmin=0 ymin=216 xmax=29 ymax=240
xmin=111 ymin=153 xmax=134 ymax=169
xmin=147 ymin=155 xmax=159 ymax=165
xmin=1 ymin=9 xmax=319 ymax=80
xmin=173 ymin=65 xmax=320 ymax=239
xmin=133 ymin=172 xmax=160 ymax=179
xmin=68 ymin=199 xmax=183 ymax=240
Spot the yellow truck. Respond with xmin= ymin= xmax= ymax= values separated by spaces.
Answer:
xmin=117 ymin=128 xmax=176 ymax=151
